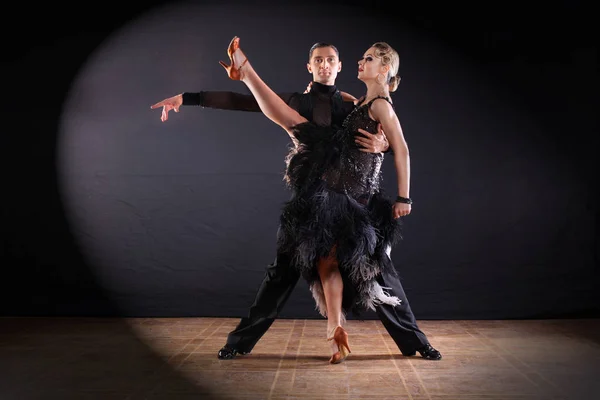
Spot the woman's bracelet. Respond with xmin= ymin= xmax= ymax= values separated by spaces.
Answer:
xmin=396 ymin=196 xmax=412 ymax=205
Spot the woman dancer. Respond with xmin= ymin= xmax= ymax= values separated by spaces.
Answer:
xmin=220 ymin=37 xmax=411 ymax=364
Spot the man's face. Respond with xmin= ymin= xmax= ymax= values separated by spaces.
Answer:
xmin=307 ymin=47 xmax=342 ymax=85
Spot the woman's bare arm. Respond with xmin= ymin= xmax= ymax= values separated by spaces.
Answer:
xmin=370 ymin=99 xmax=410 ymax=199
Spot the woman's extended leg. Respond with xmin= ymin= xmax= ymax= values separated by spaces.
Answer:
xmin=220 ymin=37 xmax=307 ymax=137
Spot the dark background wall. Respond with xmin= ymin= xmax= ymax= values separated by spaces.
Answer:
xmin=2 ymin=0 xmax=597 ymax=319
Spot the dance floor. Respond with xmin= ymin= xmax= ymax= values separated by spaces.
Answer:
xmin=1 ymin=317 xmax=598 ymax=399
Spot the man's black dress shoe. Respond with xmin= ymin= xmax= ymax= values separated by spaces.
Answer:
xmin=402 ymin=344 xmax=442 ymax=360
xmin=217 ymin=344 xmax=250 ymax=360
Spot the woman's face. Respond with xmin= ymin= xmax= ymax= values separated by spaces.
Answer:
xmin=357 ymin=47 xmax=388 ymax=82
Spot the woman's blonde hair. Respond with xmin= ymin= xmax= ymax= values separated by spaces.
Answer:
xmin=371 ymin=42 xmax=401 ymax=92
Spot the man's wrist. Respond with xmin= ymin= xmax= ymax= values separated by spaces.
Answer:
xmin=181 ymin=92 xmax=204 ymax=106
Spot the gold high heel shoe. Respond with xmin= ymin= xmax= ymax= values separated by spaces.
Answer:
xmin=219 ymin=36 xmax=248 ymax=80
xmin=327 ymin=326 xmax=351 ymax=364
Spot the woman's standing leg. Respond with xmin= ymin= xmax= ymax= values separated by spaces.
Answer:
xmin=317 ymin=246 xmax=350 ymax=363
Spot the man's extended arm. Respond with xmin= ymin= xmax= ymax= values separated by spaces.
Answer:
xmin=183 ymin=91 xmax=295 ymax=112
xmin=151 ymin=91 xmax=296 ymax=122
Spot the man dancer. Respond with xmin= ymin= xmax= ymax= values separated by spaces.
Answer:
xmin=151 ymin=42 xmax=441 ymax=361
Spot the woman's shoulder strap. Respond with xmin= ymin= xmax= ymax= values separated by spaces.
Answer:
xmin=366 ymin=96 xmax=393 ymax=108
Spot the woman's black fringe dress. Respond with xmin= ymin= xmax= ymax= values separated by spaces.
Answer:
xmin=278 ymin=96 xmax=403 ymax=319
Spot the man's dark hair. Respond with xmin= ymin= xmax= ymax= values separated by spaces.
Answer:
xmin=308 ymin=42 xmax=340 ymax=61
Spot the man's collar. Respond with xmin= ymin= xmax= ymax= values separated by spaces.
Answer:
xmin=311 ymin=81 xmax=337 ymax=95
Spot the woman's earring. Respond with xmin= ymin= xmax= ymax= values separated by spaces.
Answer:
xmin=376 ymin=73 xmax=385 ymax=85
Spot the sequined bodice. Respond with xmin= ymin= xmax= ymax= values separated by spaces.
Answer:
xmin=321 ymin=100 xmax=386 ymax=202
